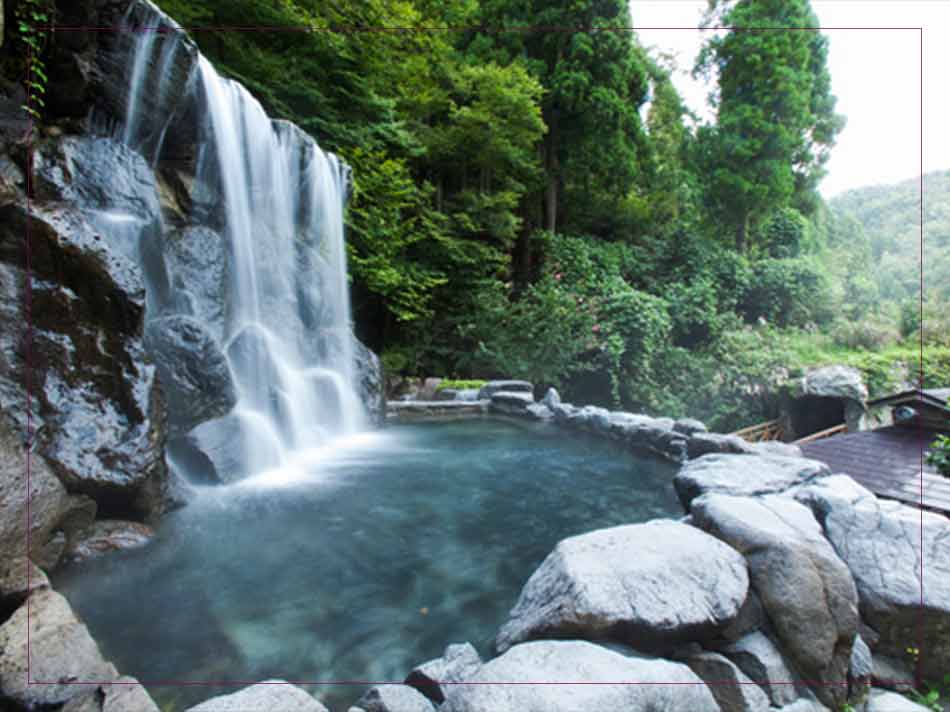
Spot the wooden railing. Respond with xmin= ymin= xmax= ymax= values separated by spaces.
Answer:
xmin=792 ymin=423 xmax=847 ymax=445
xmin=731 ymin=419 xmax=784 ymax=443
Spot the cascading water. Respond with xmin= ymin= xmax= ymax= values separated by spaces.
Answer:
xmin=112 ymin=2 xmax=367 ymax=483
xmin=194 ymin=57 xmax=365 ymax=478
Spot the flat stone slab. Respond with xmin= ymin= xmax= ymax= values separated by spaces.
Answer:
xmin=441 ymin=640 xmax=720 ymax=712
xmin=675 ymin=453 xmax=830 ymax=510
xmin=477 ymin=380 xmax=533 ymax=399
xmin=496 ymin=520 xmax=748 ymax=653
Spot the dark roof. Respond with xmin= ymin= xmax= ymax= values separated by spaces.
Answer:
xmin=867 ymin=388 xmax=949 ymax=409
xmin=800 ymin=426 xmax=950 ymax=514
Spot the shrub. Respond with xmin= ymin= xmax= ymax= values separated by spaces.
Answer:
xmin=928 ymin=434 xmax=950 ymax=478
xmin=740 ymin=257 xmax=835 ymax=328
xmin=830 ymin=317 xmax=900 ymax=351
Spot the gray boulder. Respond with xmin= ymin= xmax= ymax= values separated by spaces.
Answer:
xmin=441 ymin=640 xmax=720 ymax=712
xmin=477 ymin=380 xmax=533 ymax=399
xmin=0 ymin=413 xmax=96 ymax=569
xmin=185 ymin=681 xmax=328 ymax=711
xmin=406 ymin=642 xmax=482 ymax=704
xmin=850 ymin=635 xmax=872 ymax=703
xmin=496 ymin=520 xmax=749 ymax=653
xmin=687 ymin=432 xmax=755 ymax=459
xmin=794 ymin=475 xmax=950 ymax=681
xmin=525 ymin=403 xmax=554 ymax=420
xmin=675 ymin=454 xmax=830 ymax=511
xmin=163 ymin=226 xmax=227 ymax=338
xmin=720 ymin=630 xmax=811 ymax=707
xmin=146 ymin=314 xmax=235 ymax=436
xmin=65 ymin=520 xmax=154 ymax=562
xmin=353 ymin=685 xmax=436 ymax=712
xmin=61 ymin=677 xmax=160 ymax=712
xmin=692 ymin=494 xmax=859 ymax=709
xmin=0 ymin=557 xmax=49 ymax=609
xmin=0 ymin=588 xmax=118 ymax=708
xmin=489 ymin=390 xmax=534 ymax=415
xmin=871 ymin=654 xmax=914 ymax=692
xmin=541 ymin=387 xmax=561 ymax=408
xmin=684 ymin=649 xmax=772 ymax=712
xmin=799 ymin=365 xmax=868 ymax=432
xmin=674 ymin=418 xmax=708 ymax=436
xmin=750 ymin=441 xmax=803 ymax=458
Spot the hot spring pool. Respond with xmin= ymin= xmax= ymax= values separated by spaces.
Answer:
xmin=54 ymin=418 xmax=680 ymax=709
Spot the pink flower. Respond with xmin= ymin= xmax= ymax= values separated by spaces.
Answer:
xmin=592 ymin=324 xmax=601 ymax=333
xmin=554 ymin=272 xmax=562 ymax=281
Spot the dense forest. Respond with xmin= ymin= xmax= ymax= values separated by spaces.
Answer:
xmin=10 ymin=0 xmax=948 ymax=428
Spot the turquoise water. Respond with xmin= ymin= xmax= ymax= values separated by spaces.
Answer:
xmin=54 ymin=419 xmax=679 ymax=709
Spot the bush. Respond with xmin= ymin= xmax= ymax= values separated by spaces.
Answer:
xmin=928 ymin=435 xmax=950 ymax=478
xmin=740 ymin=257 xmax=835 ymax=328
xmin=830 ymin=317 xmax=900 ymax=351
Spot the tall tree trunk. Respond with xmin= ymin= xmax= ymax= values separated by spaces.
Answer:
xmin=543 ymin=109 xmax=559 ymax=234
xmin=736 ymin=212 xmax=749 ymax=254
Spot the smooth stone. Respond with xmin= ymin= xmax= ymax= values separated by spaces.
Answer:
xmin=405 ymin=642 xmax=482 ymax=704
xmin=477 ymin=380 xmax=533 ymax=399
xmin=353 ymin=684 xmax=436 ymax=712
xmin=496 ymin=520 xmax=749 ymax=653
xmin=674 ymin=417 xmax=708 ymax=436
xmin=0 ymin=589 xmax=118 ymax=708
xmin=750 ymin=441 xmax=803 ymax=458
xmin=525 ymin=403 xmax=554 ymax=420
xmin=185 ymin=681 xmax=329 ymax=711
xmin=687 ymin=432 xmax=756 ymax=458
xmin=541 ymin=387 xmax=561 ymax=408
xmin=720 ymin=630 xmax=810 ymax=708
xmin=441 ymin=640 xmax=720 ymax=712
xmin=871 ymin=654 xmax=915 ymax=692
xmin=675 ymin=453 xmax=830 ymax=510
xmin=685 ymin=649 xmax=772 ymax=712
xmin=61 ymin=677 xmax=160 ymax=712
xmin=65 ymin=520 xmax=154 ymax=561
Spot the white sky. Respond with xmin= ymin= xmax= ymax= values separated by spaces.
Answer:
xmin=632 ymin=1 xmax=949 ymax=198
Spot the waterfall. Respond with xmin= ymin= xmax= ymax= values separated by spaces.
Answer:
xmin=113 ymin=2 xmax=366 ymax=482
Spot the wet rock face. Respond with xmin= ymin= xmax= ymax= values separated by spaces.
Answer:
xmin=496 ymin=519 xmax=749 ymax=654
xmin=354 ymin=337 xmax=385 ymax=426
xmin=0 ymin=136 xmax=171 ymax=522
xmin=146 ymin=314 xmax=235 ymax=436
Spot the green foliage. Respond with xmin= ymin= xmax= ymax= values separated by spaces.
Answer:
xmin=10 ymin=0 xmax=52 ymax=123
xmin=928 ymin=435 xmax=950 ymax=478
xmin=740 ymin=257 xmax=834 ymax=327
xmin=436 ymin=379 xmax=487 ymax=391
xmin=695 ymin=0 xmax=844 ymax=251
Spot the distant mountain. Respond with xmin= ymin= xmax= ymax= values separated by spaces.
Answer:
xmin=827 ymin=170 xmax=950 ymax=304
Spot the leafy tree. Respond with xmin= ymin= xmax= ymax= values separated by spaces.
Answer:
xmin=694 ymin=0 xmax=845 ymax=252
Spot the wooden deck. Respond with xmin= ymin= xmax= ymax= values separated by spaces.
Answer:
xmin=800 ymin=426 xmax=950 ymax=515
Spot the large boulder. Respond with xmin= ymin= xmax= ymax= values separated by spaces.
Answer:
xmin=675 ymin=454 xmax=830 ymax=511
xmin=686 ymin=432 xmax=755 ymax=459
xmin=0 ymin=413 xmax=96 ymax=569
xmin=442 ymin=640 xmax=720 ymax=712
xmin=496 ymin=520 xmax=749 ymax=653
xmin=185 ymin=681 xmax=329 ymax=712
xmin=0 ymin=588 xmax=118 ymax=708
xmin=0 ymin=139 xmax=171 ymax=521
xmin=692 ymin=493 xmax=859 ymax=709
xmin=795 ymin=475 xmax=950 ymax=681
xmin=162 ymin=226 xmax=227 ymax=336
xmin=867 ymin=689 xmax=933 ymax=711
xmin=146 ymin=314 xmax=235 ymax=436
xmin=405 ymin=642 xmax=483 ymax=704
xmin=797 ymin=365 xmax=868 ymax=433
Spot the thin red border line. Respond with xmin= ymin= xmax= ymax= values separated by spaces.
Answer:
xmin=20 ymin=20 xmax=926 ymax=694
xmin=25 ymin=38 xmax=34 ymax=689
xmin=37 ymin=25 xmax=924 ymax=32
xmin=916 ymin=25 xmax=925 ymax=691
